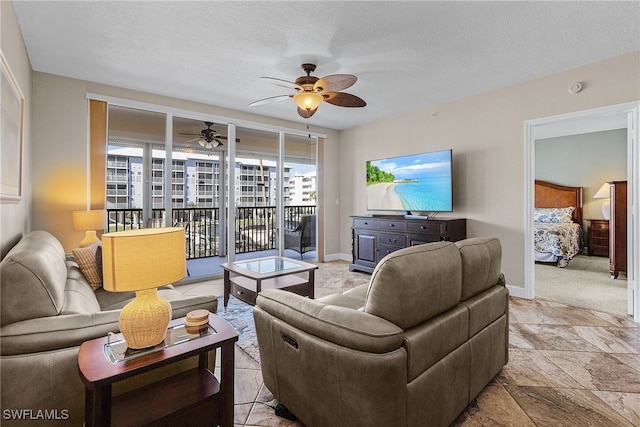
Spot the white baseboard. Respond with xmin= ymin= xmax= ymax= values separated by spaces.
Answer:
xmin=323 ymin=252 xmax=351 ymax=262
xmin=507 ymin=284 xmax=529 ymax=299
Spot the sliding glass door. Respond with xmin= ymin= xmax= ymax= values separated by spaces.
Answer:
xmin=282 ymin=134 xmax=317 ymax=261
xmin=102 ymin=102 xmax=319 ymax=278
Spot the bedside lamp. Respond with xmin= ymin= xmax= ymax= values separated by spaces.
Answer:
xmin=73 ymin=210 xmax=106 ymax=247
xmin=593 ymin=182 xmax=611 ymax=220
xmin=102 ymin=227 xmax=186 ymax=349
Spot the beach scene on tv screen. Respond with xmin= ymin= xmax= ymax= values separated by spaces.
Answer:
xmin=366 ymin=151 xmax=452 ymax=212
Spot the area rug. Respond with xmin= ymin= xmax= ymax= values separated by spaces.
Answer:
xmin=217 ymin=296 xmax=260 ymax=364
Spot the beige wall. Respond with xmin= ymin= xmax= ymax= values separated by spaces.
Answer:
xmin=536 ymin=129 xmax=627 ymax=221
xmin=0 ymin=1 xmax=33 ymax=257
xmin=339 ymin=51 xmax=640 ymax=289
xmin=30 ymin=72 xmax=340 ymax=252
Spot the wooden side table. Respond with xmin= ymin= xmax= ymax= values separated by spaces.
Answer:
xmin=586 ymin=219 xmax=609 ymax=257
xmin=78 ymin=314 xmax=238 ymax=427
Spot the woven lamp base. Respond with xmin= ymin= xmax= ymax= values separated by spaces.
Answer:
xmin=79 ymin=230 xmax=100 ymax=248
xmin=119 ymin=288 xmax=171 ymax=349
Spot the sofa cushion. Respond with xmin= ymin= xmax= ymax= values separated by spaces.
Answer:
xmin=0 ymin=231 xmax=68 ymax=326
xmin=317 ymin=284 xmax=368 ymax=310
xmin=62 ymin=263 xmax=102 ymax=314
xmin=456 ymin=237 xmax=502 ymax=301
xmin=364 ymin=242 xmax=462 ymax=329
xmin=71 ymin=243 xmax=103 ymax=290
xmin=95 ymin=285 xmax=218 ymax=319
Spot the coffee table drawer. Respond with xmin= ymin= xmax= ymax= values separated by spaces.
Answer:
xmin=229 ymin=280 xmax=257 ymax=305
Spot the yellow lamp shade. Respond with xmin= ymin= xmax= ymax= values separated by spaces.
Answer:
xmin=293 ymin=92 xmax=323 ymax=111
xmin=101 ymin=227 xmax=186 ymax=349
xmin=73 ymin=210 xmax=106 ymax=247
xmin=73 ymin=210 xmax=106 ymax=231
xmin=102 ymin=227 xmax=186 ymax=292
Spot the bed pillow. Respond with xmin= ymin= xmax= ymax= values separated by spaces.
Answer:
xmin=72 ymin=242 xmax=103 ymax=290
xmin=534 ymin=207 xmax=575 ymax=224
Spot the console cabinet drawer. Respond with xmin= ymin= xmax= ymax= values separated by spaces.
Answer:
xmin=353 ymin=218 xmax=380 ymax=230
xmin=380 ymin=233 xmax=406 ymax=247
xmin=407 ymin=221 xmax=445 ymax=234
xmin=378 ymin=244 xmax=402 ymax=259
xmin=380 ymin=220 xmax=406 ymax=231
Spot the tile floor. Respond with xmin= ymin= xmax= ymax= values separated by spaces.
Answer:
xmin=177 ymin=261 xmax=640 ymax=427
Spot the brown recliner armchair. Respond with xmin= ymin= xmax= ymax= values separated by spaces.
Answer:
xmin=283 ymin=214 xmax=316 ymax=259
xmin=254 ymin=237 xmax=508 ymax=427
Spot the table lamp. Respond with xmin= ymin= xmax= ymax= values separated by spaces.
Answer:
xmin=593 ymin=182 xmax=611 ymax=220
xmin=102 ymin=227 xmax=186 ymax=349
xmin=73 ymin=210 xmax=106 ymax=247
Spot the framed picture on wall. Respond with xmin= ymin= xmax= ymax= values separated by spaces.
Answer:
xmin=1 ymin=50 xmax=24 ymax=202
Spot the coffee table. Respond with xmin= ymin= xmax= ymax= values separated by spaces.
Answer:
xmin=221 ymin=256 xmax=318 ymax=310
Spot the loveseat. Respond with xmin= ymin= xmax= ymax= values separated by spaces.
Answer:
xmin=0 ymin=230 xmax=218 ymax=426
xmin=254 ymin=237 xmax=508 ymax=427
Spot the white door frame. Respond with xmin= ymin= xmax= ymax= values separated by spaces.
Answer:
xmin=524 ymin=101 xmax=640 ymax=322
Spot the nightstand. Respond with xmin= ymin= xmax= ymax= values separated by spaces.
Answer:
xmin=586 ymin=219 xmax=609 ymax=257
xmin=78 ymin=313 xmax=238 ymax=427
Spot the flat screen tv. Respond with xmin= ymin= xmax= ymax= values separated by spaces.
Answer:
xmin=366 ymin=149 xmax=453 ymax=213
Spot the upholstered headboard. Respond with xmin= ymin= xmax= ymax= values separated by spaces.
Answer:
xmin=534 ymin=180 xmax=583 ymax=225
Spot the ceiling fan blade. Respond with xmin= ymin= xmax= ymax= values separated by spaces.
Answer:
xmin=261 ymin=77 xmax=303 ymax=91
xmin=297 ymin=107 xmax=318 ymax=119
xmin=184 ymin=137 xmax=200 ymax=144
xmin=314 ymin=74 xmax=357 ymax=93
xmin=249 ymin=94 xmax=292 ymax=107
xmin=177 ymin=132 xmax=201 ymax=136
xmin=323 ymin=92 xmax=366 ymax=108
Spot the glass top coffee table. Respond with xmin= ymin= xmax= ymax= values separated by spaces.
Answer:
xmin=220 ymin=256 xmax=318 ymax=310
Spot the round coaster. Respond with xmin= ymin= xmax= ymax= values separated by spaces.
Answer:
xmin=185 ymin=309 xmax=210 ymax=327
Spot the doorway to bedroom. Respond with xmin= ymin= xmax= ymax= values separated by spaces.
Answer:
xmin=525 ymin=101 xmax=640 ymax=322
xmin=534 ymin=130 xmax=627 ymax=316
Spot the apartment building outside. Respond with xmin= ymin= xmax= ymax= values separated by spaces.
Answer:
xmin=106 ymin=147 xmax=316 ymax=210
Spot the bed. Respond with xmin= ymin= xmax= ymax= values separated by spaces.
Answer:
xmin=534 ymin=180 xmax=584 ymax=267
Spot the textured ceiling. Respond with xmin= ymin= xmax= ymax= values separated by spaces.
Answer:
xmin=12 ymin=1 xmax=640 ymax=130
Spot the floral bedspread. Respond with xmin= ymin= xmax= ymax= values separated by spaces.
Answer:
xmin=534 ymin=222 xmax=583 ymax=267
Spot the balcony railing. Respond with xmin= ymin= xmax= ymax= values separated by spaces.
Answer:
xmin=106 ymin=205 xmax=316 ymax=260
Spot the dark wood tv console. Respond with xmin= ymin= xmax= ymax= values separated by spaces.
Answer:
xmin=349 ymin=215 xmax=467 ymax=273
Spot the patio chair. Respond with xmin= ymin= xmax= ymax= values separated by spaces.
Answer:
xmin=284 ymin=214 xmax=316 ymax=259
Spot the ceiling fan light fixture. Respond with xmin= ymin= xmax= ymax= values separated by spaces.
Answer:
xmin=293 ymin=92 xmax=323 ymax=111
xmin=198 ymin=138 xmax=206 ymax=147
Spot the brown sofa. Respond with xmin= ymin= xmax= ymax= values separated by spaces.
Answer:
xmin=254 ymin=237 xmax=508 ymax=427
xmin=0 ymin=230 xmax=218 ymax=426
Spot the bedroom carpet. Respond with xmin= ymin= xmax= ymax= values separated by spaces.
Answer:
xmin=535 ymin=253 xmax=628 ymax=316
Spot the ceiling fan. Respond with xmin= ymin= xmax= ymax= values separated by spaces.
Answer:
xmin=179 ymin=122 xmax=237 ymax=149
xmin=249 ymin=63 xmax=366 ymax=119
